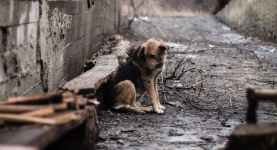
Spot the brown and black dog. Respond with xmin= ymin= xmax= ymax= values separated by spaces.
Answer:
xmin=106 ymin=38 xmax=169 ymax=114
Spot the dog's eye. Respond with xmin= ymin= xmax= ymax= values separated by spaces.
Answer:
xmin=150 ymin=54 xmax=156 ymax=58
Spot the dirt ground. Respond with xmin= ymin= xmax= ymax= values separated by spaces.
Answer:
xmin=96 ymin=16 xmax=277 ymax=150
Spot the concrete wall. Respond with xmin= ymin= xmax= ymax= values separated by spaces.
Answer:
xmin=217 ymin=0 xmax=277 ymax=40
xmin=0 ymin=0 xmax=121 ymax=101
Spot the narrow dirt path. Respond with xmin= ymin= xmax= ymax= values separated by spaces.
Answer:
xmin=96 ymin=16 xmax=277 ymax=150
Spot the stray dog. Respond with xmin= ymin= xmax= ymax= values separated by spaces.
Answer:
xmin=107 ymin=38 xmax=169 ymax=114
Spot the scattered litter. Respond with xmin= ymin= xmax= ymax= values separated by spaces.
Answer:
xmin=200 ymin=135 xmax=214 ymax=141
xmin=117 ymin=139 xmax=125 ymax=144
xmin=176 ymin=83 xmax=183 ymax=88
xmin=121 ymin=127 xmax=135 ymax=133
xmin=221 ymin=122 xmax=231 ymax=127
xmin=128 ymin=16 xmax=150 ymax=22
xmin=208 ymin=44 xmax=215 ymax=49
xmin=175 ymin=24 xmax=178 ymax=28
xmin=168 ymin=129 xmax=184 ymax=136
xmin=110 ymin=136 xmax=120 ymax=140
xmin=221 ymin=25 xmax=231 ymax=31
xmin=269 ymin=48 xmax=275 ymax=53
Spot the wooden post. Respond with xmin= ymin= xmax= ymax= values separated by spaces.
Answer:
xmin=225 ymin=88 xmax=277 ymax=150
xmin=246 ymin=88 xmax=258 ymax=124
xmin=84 ymin=106 xmax=99 ymax=150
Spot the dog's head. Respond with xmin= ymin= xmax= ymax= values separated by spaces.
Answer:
xmin=136 ymin=38 xmax=169 ymax=70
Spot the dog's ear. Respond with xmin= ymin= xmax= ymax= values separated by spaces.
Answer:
xmin=159 ymin=44 xmax=169 ymax=51
xmin=137 ymin=43 xmax=145 ymax=57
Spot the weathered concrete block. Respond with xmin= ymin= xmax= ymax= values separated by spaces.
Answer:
xmin=0 ymin=22 xmax=39 ymax=100
xmin=217 ymin=0 xmax=277 ymax=40
xmin=0 ymin=28 xmax=5 ymax=54
xmin=0 ymin=0 xmax=121 ymax=100
xmin=0 ymin=64 xmax=42 ymax=101
xmin=76 ymin=48 xmax=86 ymax=71
xmin=0 ymin=0 xmax=39 ymax=26
xmin=18 ymin=72 xmax=43 ymax=96
xmin=65 ymin=27 xmax=77 ymax=45
xmin=7 ymin=23 xmax=38 ymax=76
xmin=63 ymin=1 xmax=81 ymax=15
xmin=0 ymin=29 xmax=2 ymax=45
xmin=48 ymin=1 xmax=64 ymax=13
xmin=71 ymin=15 xmax=79 ymax=29
xmin=5 ymin=23 xmax=37 ymax=51
xmin=0 ymin=56 xmax=8 ymax=84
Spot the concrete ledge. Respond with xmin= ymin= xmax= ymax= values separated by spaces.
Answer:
xmin=63 ymin=54 xmax=119 ymax=91
xmin=217 ymin=0 xmax=277 ymax=40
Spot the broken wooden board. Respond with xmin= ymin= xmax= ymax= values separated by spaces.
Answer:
xmin=247 ymin=88 xmax=277 ymax=101
xmin=0 ymin=103 xmax=67 ymax=113
xmin=63 ymin=54 xmax=119 ymax=91
xmin=0 ymin=111 xmax=79 ymax=125
xmin=0 ymin=105 xmax=98 ymax=150
xmin=20 ymin=107 xmax=55 ymax=117
xmin=0 ymin=90 xmax=99 ymax=125
xmin=225 ymin=122 xmax=277 ymax=150
xmin=0 ymin=92 xmax=62 ymax=105
xmin=0 ymin=145 xmax=37 ymax=150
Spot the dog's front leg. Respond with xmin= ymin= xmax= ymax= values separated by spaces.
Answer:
xmin=143 ymin=79 xmax=164 ymax=114
xmin=154 ymin=78 xmax=166 ymax=111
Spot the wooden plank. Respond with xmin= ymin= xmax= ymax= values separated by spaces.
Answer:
xmin=0 ymin=145 xmax=37 ymax=150
xmin=88 ymin=99 xmax=100 ymax=106
xmin=0 ymin=114 xmax=56 ymax=125
xmin=0 ymin=105 xmax=41 ymax=113
xmin=63 ymin=54 xmax=119 ymax=91
xmin=50 ymin=103 xmax=68 ymax=110
xmin=20 ymin=107 xmax=55 ymax=117
xmin=49 ymin=111 xmax=79 ymax=124
xmin=254 ymin=89 xmax=277 ymax=100
xmin=0 ymin=93 xmax=62 ymax=105
xmin=0 ymin=103 xmax=67 ymax=113
xmin=0 ymin=106 xmax=97 ymax=150
xmin=0 ymin=111 xmax=79 ymax=125
xmin=62 ymin=95 xmax=88 ymax=108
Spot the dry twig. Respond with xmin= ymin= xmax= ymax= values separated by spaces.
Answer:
xmin=251 ymin=51 xmax=262 ymax=64
xmin=168 ymin=37 xmax=201 ymax=79
xmin=159 ymin=38 xmax=207 ymax=109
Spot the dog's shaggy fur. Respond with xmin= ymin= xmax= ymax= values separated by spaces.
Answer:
xmin=107 ymin=38 xmax=169 ymax=114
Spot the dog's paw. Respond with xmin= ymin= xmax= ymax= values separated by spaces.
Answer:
xmin=145 ymin=107 xmax=154 ymax=112
xmin=154 ymin=108 xmax=164 ymax=114
xmin=159 ymin=105 xmax=166 ymax=111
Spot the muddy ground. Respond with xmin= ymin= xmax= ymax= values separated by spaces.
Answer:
xmin=96 ymin=16 xmax=277 ymax=150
